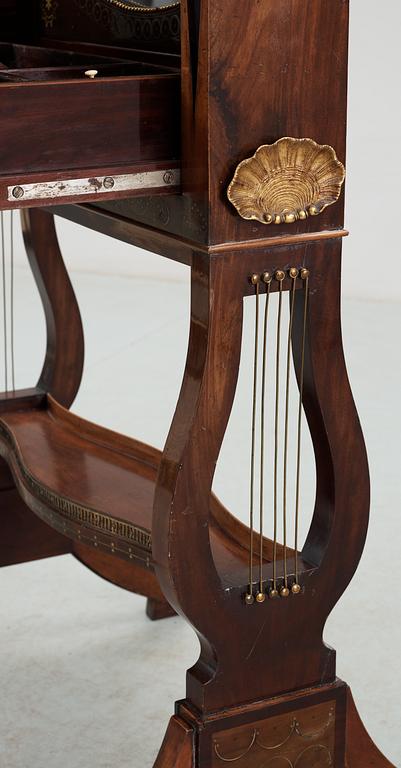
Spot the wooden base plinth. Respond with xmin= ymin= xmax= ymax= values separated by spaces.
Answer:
xmin=154 ymin=684 xmax=394 ymax=768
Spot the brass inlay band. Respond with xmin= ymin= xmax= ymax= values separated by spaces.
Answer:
xmin=0 ymin=421 xmax=152 ymax=554
xmin=294 ymin=745 xmax=332 ymax=767
xmin=295 ymin=709 xmax=334 ymax=741
xmin=104 ymin=0 xmax=179 ymax=12
xmin=214 ymin=731 xmax=257 ymax=763
xmin=213 ymin=702 xmax=335 ymax=765
xmin=256 ymin=719 xmax=297 ymax=751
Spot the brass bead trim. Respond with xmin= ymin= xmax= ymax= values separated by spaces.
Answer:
xmin=0 ymin=420 xmax=152 ymax=555
xmin=104 ymin=0 xmax=179 ymax=12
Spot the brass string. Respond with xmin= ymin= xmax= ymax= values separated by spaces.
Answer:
xmin=257 ymin=273 xmax=272 ymax=600
xmin=247 ymin=274 xmax=260 ymax=604
xmin=10 ymin=211 xmax=15 ymax=392
xmin=1 ymin=213 xmax=7 ymax=392
xmin=272 ymin=271 xmax=284 ymax=595
xmin=281 ymin=270 xmax=298 ymax=595
xmin=294 ymin=270 xmax=310 ymax=588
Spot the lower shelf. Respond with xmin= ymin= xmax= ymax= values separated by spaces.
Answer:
xmin=0 ymin=395 xmax=310 ymax=590
xmin=0 ymin=396 xmax=273 ymax=585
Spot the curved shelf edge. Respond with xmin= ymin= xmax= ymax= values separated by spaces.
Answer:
xmin=0 ymin=394 xmax=289 ymax=590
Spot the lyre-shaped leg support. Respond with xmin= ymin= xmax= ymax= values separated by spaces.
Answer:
xmin=0 ymin=208 xmax=82 ymax=567
xmin=1 ymin=209 xmax=175 ymax=620
xmin=152 ymin=238 xmax=394 ymax=766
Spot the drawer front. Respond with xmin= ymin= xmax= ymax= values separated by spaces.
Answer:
xmin=0 ymin=73 xmax=180 ymax=208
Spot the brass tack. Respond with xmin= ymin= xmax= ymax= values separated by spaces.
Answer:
xmin=269 ymin=588 xmax=280 ymax=600
xmin=292 ymin=583 xmax=302 ymax=595
xmin=274 ymin=214 xmax=282 ymax=225
xmin=309 ymin=204 xmax=319 ymax=216
xmin=103 ymin=176 xmax=115 ymax=190
xmin=85 ymin=69 xmax=98 ymax=79
xmin=289 ymin=267 xmax=299 ymax=279
xmin=262 ymin=271 xmax=272 ymax=284
xmin=250 ymin=273 xmax=260 ymax=285
xmin=275 ymin=270 xmax=285 ymax=282
xmin=300 ymin=268 xmax=310 ymax=280
xmin=298 ymin=209 xmax=308 ymax=220
xmin=256 ymin=592 xmax=266 ymax=603
xmin=284 ymin=213 xmax=296 ymax=224
xmin=280 ymin=587 xmax=290 ymax=598
xmin=12 ymin=186 xmax=24 ymax=200
xmin=245 ymin=593 xmax=255 ymax=605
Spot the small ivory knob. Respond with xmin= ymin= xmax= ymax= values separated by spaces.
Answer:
xmin=85 ymin=69 xmax=98 ymax=79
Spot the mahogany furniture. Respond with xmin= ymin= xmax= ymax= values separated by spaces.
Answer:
xmin=0 ymin=1 xmax=395 ymax=766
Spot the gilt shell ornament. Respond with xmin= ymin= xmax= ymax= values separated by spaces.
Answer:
xmin=227 ymin=137 xmax=345 ymax=225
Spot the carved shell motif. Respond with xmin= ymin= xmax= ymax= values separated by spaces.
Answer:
xmin=227 ymin=137 xmax=345 ymax=225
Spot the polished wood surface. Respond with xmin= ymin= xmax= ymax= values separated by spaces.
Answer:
xmin=0 ymin=395 xmax=299 ymax=584
xmin=0 ymin=0 xmax=395 ymax=765
xmin=0 ymin=66 xmax=180 ymax=201
xmin=21 ymin=208 xmax=84 ymax=407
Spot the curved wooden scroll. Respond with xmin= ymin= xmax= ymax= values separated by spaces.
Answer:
xmin=153 ymin=236 xmax=370 ymax=716
xmin=21 ymin=208 xmax=84 ymax=408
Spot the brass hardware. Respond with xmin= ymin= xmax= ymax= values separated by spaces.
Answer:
xmin=280 ymin=586 xmax=290 ymax=598
xmin=85 ymin=69 xmax=98 ymax=79
xmin=12 ymin=186 xmax=24 ymax=200
xmin=289 ymin=267 xmax=299 ymax=279
xmin=0 ymin=421 xmax=152 ymax=554
xmin=275 ymin=270 xmax=285 ymax=282
xmin=294 ymin=272 xmax=310 ymax=586
xmin=246 ymin=273 xmax=261 ymax=605
xmin=256 ymin=592 xmax=266 ymax=603
xmin=262 ymin=271 xmax=272 ymax=284
xmin=291 ymin=583 xmax=301 ymax=595
xmin=105 ymin=0 xmax=179 ymax=12
xmin=163 ymin=170 xmax=175 ymax=185
xmin=269 ymin=588 xmax=280 ymax=599
xmin=41 ymin=0 xmax=58 ymax=29
xmin=227 ymin=137 xmax=345 ymax=225
xmin=245 ymin=593 xmax=255 ymax=606
xmin=103 ymin=176 xmax=115 ymax=190
xmin=7 ymin=169 xmax=180 ymax=203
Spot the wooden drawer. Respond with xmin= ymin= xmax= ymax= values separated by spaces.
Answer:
xmin=0 ymin=44 xmax=180 ymax=209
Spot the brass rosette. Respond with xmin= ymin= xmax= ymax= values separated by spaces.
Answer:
xmin=227 ymin=137 xmax=345 ymax=225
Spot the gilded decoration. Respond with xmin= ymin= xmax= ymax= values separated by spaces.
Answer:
xmin=41 ymin=0 xmax=58 ymax=28
xmin=227 ymin=137 xmax=345 ymax=225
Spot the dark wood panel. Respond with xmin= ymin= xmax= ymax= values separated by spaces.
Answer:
xmin=0 ymin=485 xmax=70 ymax=566
xmin=0 ymin=73 xmax=180 ymax=177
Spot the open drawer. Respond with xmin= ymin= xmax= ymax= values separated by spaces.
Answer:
xmin=0 ymin=42 xmax=180 ymax=210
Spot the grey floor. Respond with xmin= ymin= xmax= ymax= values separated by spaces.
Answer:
xmin=0 ymin=265 xmax=400 ymax=767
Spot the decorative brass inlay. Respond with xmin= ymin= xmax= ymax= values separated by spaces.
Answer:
xmin=0 ymin=421 xmax=152 ymax=554
xmin=227 ymin=137 xmax=345 ymax=225
xmin=41 ymin=0 xmax=58 ymax=28
xmin=104 ymin=0 xmax=179 ymax=11
xmin=212 ymin=702 xmax=335 ymax=767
